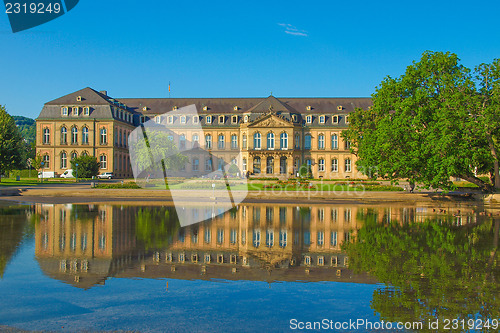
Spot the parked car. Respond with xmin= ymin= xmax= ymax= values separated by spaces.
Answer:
xmin=60 ymin=169 xmax=75 ymax=178
xmin=98 ymin=172 xmax=114 ymax=179
xmin=38 ymin=171 xmax=56 ymax=179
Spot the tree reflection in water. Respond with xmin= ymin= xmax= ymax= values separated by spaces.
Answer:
xmin=343 ymin=208 xmax=500 ymax=326
xmin=135 ymin=207 xmax=180 ymax=250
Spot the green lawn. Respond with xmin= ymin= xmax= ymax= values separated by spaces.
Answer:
xmin=0 ymin=178 xmax=75 ymax=186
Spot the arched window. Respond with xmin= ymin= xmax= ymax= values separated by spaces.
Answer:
xmin=60 ymin=152 xmax=67 ymax=169
xmin=253 ymin=157 xmax=261 ymax=174
xmin=267 ymin=132 xmax=275 ymax=150
xmin=82 ymin=127 xmax=89 ymax=144
xmin=81 ymin=151 xmax=88 ymax=157
xmin=280 ymin=132 xmax=288 ymax=149
xmin=254 ymin=132 xmax=261 ymax=149
xmin=71 ymin=151 xmax=78 ymax=160
xmin=100 ymin=154 xmax=107 ymax=169
xmin=100 ymin=128 xmax=107 ymax=145
xmin=218 ymin=134 xmax=225 ymax=149
xmin=71 ymin=127 xmax=78 ymax=144
xmin=205 ymin=134 xmax=212 ymax=149
xmin=43 ymin=128 xmax=50 ymax=144
xmin=331 ymin=134 xmax=338 ymax=150
xmin=60 ymin=127 xmax=67 ymax=145
xmin=345 ymin=139 xmax=351 ymax=150
xmin=304 ymin=134 xmax=312 ymax=150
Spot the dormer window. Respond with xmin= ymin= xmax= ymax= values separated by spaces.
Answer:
xmin=180 ymin=116 xmax=186 ymax=124
xmin=292 ymin=114 xmax=297 ymax=122
xmin=173 ymin=106 xmax=178 ymax=111
xmin=332 ymin=115 xmax=339 ymax=124
xmin=244 ymin=115 xmax=249 ymax=122
xmin=306 ymin=105 xmax=312 ymax=111
xmin=76 ymin=96 xmax=82 ymax=102
xmin=345 ymin=115 xmax=349 ymax=124
xmin=206 ymin=115 xmax=212 ymax=124
xmin=142 ymin=106 xmax=147 ymax=111
xmin=337 ymin=105 xmax=343 ymax=111
xmin=62 ymin=107 xmax=68 ymax=116
xmin=233 ymin=106 xmax=238 ymax=111
xmin=232 ymin=115 xmax=238 ymax=124
xmin=83 ymin=107 xmax=90 ymax=116
xmin=306 ymin=115 xmax=312 ymax=124
xmin=168 ymin=115 xmax=174 ymax=124
xmin=203 ymin=106 xmax=208 ymax=111
xmin=155 ymin=116 xmax=161 ymax=124
xmin=219 ymin=115 xmax=225 ymax=124
xmin=72 ymin=107 xmax=79 ymax=116
xmin=140 ymin=116 xmax=146 ymax=124
xmin=193 ymin=116 xmax=199 ymax=124
xmin=319 ymin=115 xmax=325 ymax=124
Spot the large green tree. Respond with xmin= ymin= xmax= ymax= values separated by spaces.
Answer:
xmin=0 ymin=106 xmax=25 ymax=181
xmin=130 ymin=129 xmax=189 ymax=179
xmin=344 ymin=51 xmax=499 ymax=192
xmin=343 ymin=210 xmax=499 ymax=327
xmin=70 ymin=155 xmax=100 ymax=179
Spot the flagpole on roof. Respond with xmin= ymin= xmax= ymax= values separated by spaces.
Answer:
xmin=168 ymin=81 xmax=171 ymax=98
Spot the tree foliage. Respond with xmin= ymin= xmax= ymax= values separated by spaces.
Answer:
xmin=135 ymin=207 xmax=180 ymax=250
xmin=344 ymin=51 xmax=500 ymax=192
xmin=0 ymin=106 xmax=25 ymax=180
xmin=70 ymin=155 xmax=100 ymax=179
xmin=343 ymin=210 xmax=499 ymax=325
xmin=130 ymin=129 xmax=189 ymax=178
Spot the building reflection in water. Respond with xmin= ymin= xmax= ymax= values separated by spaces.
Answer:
xmin=33 ymin=203 xmax=480 ymax=288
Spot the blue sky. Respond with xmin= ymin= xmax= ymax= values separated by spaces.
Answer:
xmin=1 ymin=0 xmax=500 ymax=119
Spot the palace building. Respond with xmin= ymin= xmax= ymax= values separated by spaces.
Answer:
xmin=36 ymin=87 xmax=372 ymax=179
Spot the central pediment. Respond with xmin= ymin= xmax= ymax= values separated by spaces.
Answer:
xmin=248 ymin=113 xmax=294 ymax=128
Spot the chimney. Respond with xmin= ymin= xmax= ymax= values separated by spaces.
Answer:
xmin=100 ymin=90 xmax=108 ymax=96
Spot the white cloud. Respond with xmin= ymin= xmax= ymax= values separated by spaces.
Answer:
xmin=278 ymin=23 xmax=308 ymax=37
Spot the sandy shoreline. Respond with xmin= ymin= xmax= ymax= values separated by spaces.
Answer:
xmin=0 ymin=182 xmax=486 ymax=205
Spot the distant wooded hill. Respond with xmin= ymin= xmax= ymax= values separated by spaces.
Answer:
xmin=12 ymin=116 xmax=35 ymax=143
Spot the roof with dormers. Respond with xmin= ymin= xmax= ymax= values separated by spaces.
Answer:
xmin=37 ymin=87 xmax=372 ymax=127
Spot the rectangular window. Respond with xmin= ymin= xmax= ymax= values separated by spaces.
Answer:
xmin=205 ymin=159 xmax=212 ymax=171
xmin=331 ymin=159 xmax=338 ymax=172
xmin=168 ymin=116 xmax=173 ymax=124
xmin=193 ymin=158 xmax=199 ymax=171
xmin=219 ymin=115 xmax=224 ymax=124
xmin=83 ymin=107 xmax=90 ymax=116
xmin=217 ymin=228 xmax=224 ymax=244
xmin=231 ymin=135 xmax=238 ymax=149
xmin=72 ymin=107 xmax=79 ymax=116
xmin=331 ymin=134 xmax=338 ymax=150
xmin=204 ymin=229 xmax=211 ymax=243
xmin=317 ymin=231 xmax=324 ymax=246
xmin=319 ymin=115 xmax=325 ymax=124
xmin=193 ymin=116 xmax=199 ymax=124
xmin=306 ymin=115 xmax=312 ymax=124
xmin=345 ymin=159 xmax=351 ymax=172
xmin=205 ymin=135 xmax=212 ymax=149
xmin=180 ymin=116 xmax=186 ymax=124
xmin=242 ymin=135 xmax=247 ymax=149
xmin=304 ymin=135 xmax=311 ymax=150
xmin=232 ymin=115 xmax=238 ymax=123
xmin=206 ymin=116 xmax=212 ymax=124
xmin=218 ymin=135 xmax=225 ymax=149
xmin=62 ymin=107 xmax=68 ymax=116
xmin=230 ymin=229 xmax=237 ymax=244
xmin=318 ymin=135 xmax=325 ymax=149
xmin=332 ymin=115 xmax=339 ymax=124
xmin=318 ymin=159 xmax=325 ymax=172
xmin=331 ymin=231 xmax=338 ymax=246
